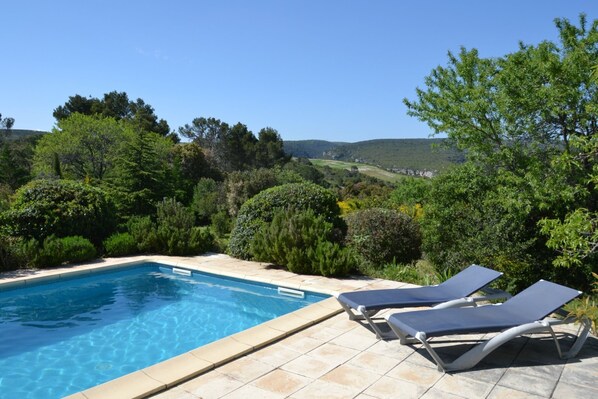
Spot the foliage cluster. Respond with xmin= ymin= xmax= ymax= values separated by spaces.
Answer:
xmin=228 ymin=182 xmax=341 ymax=259
xmin=103 ymin=198 xmax=214 ymax=257
xmin=565 ymin=272 xmax=598 ymax=336
xmin=251 ymin=208 xmax=356 ymax=276
xmin=2 ymin=179 xmax=116 ymax=246
xmin=53 ymin=91 xmax=172 ymax=139
xmin=0 ymin=234 xmax=96 ymax=270
xmin=178 ymin=117 xmax=289 ymax=173
xmin=345 ymin=208 xmax=422 ymax=267
xmin=404 ymin=15 xmax=597 ymax=291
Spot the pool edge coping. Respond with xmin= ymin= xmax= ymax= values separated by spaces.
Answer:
xmin=2 ymin=256 xmax=343 ymax=399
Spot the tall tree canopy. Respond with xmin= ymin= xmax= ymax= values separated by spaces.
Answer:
xmin=33 ymin=113 xmax=129 ymax=182
xmin=405 ymin=14 xmax=597 ymax=172
xmin=0 ymin=113 xmax=15 ymax=131
xmin=178 ymin=117 xmax=289 ymax=173
xmin=53 ymin=91 xmax=172 ymax=138
xmin=405 ymin=14 xmax=597 ymax=290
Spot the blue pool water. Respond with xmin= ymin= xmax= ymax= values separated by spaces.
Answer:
xmin=0 ymin=263 xmax=327 ymax=399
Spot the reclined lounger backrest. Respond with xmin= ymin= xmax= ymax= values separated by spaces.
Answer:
xmin=438 ymin=265 xmax=503 ymax=297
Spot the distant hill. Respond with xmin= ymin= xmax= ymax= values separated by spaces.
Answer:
xmin=1 ymin=129 xmax=48 ymax=141
xmin=284 ymin=138 xmax=464 ymax=176
xmin=282 ymin=140 xmax=348 ymax=158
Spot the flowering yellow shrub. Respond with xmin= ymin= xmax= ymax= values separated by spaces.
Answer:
xmin=337 ymin=199 xmax=362 ymax=215
xmin=397 ymin=203 xmax=424 ymax=220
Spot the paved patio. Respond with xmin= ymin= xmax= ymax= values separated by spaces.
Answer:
xmin=2 ymin=254 xmax=597 ymax=398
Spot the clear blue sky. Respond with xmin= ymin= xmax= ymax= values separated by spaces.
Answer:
xmin=2 ymin=1 xmax=597 ymax=142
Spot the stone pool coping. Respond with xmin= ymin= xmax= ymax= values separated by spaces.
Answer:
xmin=0 ymin=255 xmax=350 ymax=399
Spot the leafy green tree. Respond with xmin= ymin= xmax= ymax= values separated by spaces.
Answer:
xmin=1 ymin=114 xmax=30 ymax=190
xmin=404 ymin=14 xmax=597 ymax=290
xmin=0 ymin=113 xmax=15 ymax=130
xmin=53 ymin=91 xmax=172 ymax=138
xmin=255 ymin=127 xmax=290 ymax=168
xmin=540 ymin=135 xmax=598 ymax=269
xmin=179 ymin=117 xmax=288 ymax=172
xmin=283 ymin=158 xmax=326 ymax=186
xmin=224 ymin=122 xmax=258 ymax=171
xmin=191 ymin=178 xmax=223 ymax=224
xmin=388 ymin=177 xmax=431 ymax=207
xmin=0 ymin=139 xmax=37 ymax=190
xmin=178 ymin=117 xmax=230 ymax=170
xmin=52 ymin=95 xmax=101 ymax=121
xmin=405 ymin=15 xmax=597 ymax=173
xmin=169 ymin=142 xmax=221 ymax=203
xmin=33 ymin=113 xmax=128 ymax=181
xmin=108 ymin=129 xmax=173 ymax=216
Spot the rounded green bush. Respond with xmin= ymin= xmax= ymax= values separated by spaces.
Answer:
xmin=3 ymin=179 xmax=116 ymax=246
xmin=345 ymin=208 xmax=422 ymax=267
xmin=228 ymin=183 xmax=340 ymax=259
xmin=59 ymin=236 xmax=97 ymax=263
xmin=104 ymin=232 xmax=138 ymax=257
xmin=29 ymin=235 xmax=97 ymax=268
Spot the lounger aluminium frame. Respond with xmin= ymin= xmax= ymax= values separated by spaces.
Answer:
xmin=385 ymin=280 xmax=592 ymax=372
xmin=335 ymin=264 xmax=508 ymax=339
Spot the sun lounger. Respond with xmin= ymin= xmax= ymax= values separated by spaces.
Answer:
xmin=335 ymin=264 xmax=506 ymax=338
xmin=385 ymin=279 xmax=591 ymax=371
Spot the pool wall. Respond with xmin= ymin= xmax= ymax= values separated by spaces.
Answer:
xmin=0 ymin=255 xmax=343 ymax=399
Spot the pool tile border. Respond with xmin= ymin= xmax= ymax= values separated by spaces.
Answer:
xmin=0 ymin=256 xmax=343 ymax=399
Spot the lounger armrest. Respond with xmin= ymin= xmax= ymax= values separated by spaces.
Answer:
xmin=432 ymin=288 xmax=512 ymax=310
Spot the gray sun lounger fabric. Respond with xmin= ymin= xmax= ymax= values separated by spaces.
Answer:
xmin=336 ymin=264 xmax=504 ymax=338
xmin=386 ymin=280 xmax=590 ymax=371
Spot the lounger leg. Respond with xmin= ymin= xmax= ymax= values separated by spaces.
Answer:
xmin=547 ymin=317 xmax=592 ymax=359
xmin=358 ymin=306 xmax=392 ymax=339
xmin=386 ymin=317 xmax=426 ymax=346
xmin=337 ymin=300 xmax=362 ymax=320
xmin=565 ymin=318 xmax=592 ymax=358
xmin=336 ymin=298 xmax=392 ymax=339
xmin=443 ymin=322 xmax=556 ymax=371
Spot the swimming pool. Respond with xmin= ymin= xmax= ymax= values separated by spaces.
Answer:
xmin=0 ymin=262 xmax=328 ymax=399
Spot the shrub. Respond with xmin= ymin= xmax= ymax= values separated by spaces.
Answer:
xmin=60 ymin=236 xmax=97 ymax=263
xmin=2 ymin=179 xmax=116 ymax=245
xmin=191 ymin=178 xmax=222 ymax=224
xmin=251 ymin=208 xmax=355 ymax=276
xmin=345 ymin=208 xmax=422 ymax=267
xmin=225 ymin=168 xmax=280 ymax=217
xmin=210 ymin=211 xmax=232 ymax=238
xmin=307 ymin=240 xmax=357 ymax=277
xmin=34 ymin=236 xmax=64 ymax=268
xmin=154 ymin=198 xmax=213 ymax=255
xmin=126 ymin=215 xmax=158 ymax=253
xmin=0 ymin=233 xmax=29 ymax=271
xmin=104 ymin=232 xmax=138 ymax=257
xmin=23 ymin=235 xmax=97 ymax=268
xmin=229 ymin=182 xmax=341 ymax=259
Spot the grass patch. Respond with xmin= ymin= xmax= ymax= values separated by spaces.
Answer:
xmin=309 ymin=159 xmax=406 ymax=183
xmin=358 ymin=259 xmax=442 ymax=286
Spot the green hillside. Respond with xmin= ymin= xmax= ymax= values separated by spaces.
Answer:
xmin=283 ymin=139 xmax=348 ymax=158
xmin=284 ymin=138 xmax=464 ymax=175
xmin=1 ymin=129 xmax=48 ymax=140
xmin=308 ymin=159 xmax=406 ymax=183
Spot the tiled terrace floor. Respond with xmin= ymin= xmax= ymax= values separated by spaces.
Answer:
xmin=2 ymin=254 xmax=597 ymax=399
